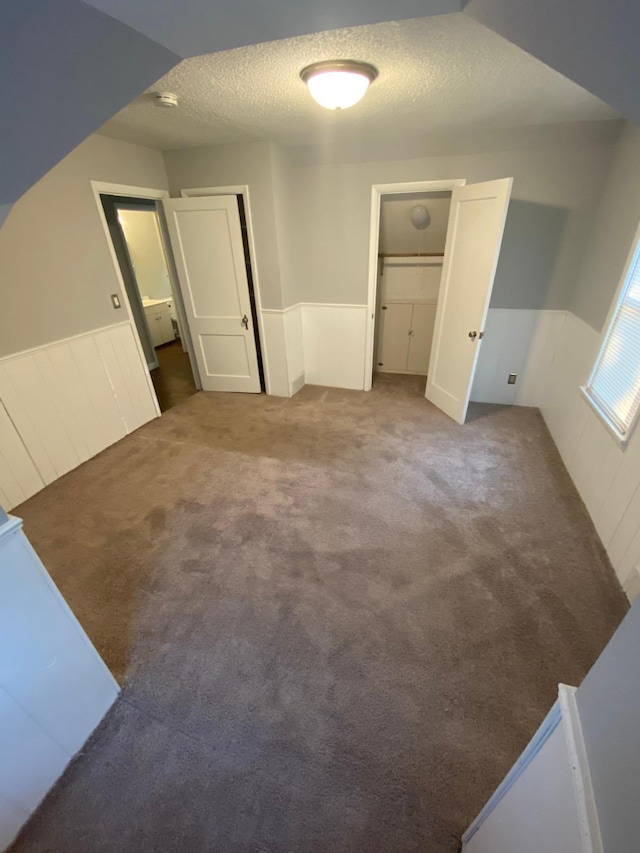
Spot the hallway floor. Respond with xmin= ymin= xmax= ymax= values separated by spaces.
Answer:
xmin=12 ymin=376 xmax=627 ymax=852
xmin=150 ymin=339 xmax=198 ymax=412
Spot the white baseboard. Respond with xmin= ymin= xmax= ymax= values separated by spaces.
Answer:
xmin=0 ymin=322 xmax=158 ymax=511
xmin=290 ymin=372 xmax=305 ymax=396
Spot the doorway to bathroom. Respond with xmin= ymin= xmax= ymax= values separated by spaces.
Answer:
xmin=100 ymin=195 xmax=198 ymax=412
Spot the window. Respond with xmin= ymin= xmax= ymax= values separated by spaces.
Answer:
xmin=584 ymin=230 xmax=640 ymax=442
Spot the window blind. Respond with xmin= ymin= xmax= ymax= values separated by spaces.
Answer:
xmin=586 ymin=239 xmax=640 ymax=438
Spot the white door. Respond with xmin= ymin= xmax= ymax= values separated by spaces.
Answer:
xmin=425 ymin=178 xmax=513 ymax=423
xmin=162 ymin=196 xmax=261 ymax=393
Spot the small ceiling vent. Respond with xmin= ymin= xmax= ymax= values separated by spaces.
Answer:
xmin=153 ymin=92 xmax=179 ymax=108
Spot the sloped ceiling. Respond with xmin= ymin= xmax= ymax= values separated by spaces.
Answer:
xmin=99 ymin=16 xmax=619 ymax=151
xmin=81 ymin=0 xmax=463 ymax=57
xmin=465 ymin=0 xmax=640 ymax=127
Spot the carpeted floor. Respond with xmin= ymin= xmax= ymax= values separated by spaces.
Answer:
xmin=12 ymin=374 xmax=627 ymax=852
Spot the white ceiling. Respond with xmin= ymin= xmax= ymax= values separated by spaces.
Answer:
xmin=98 ymin=14 xmax=619 ymax=151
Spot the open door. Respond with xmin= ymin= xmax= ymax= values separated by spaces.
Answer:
xmin=425 ymin=178 xmax=513 ymax=423
xmin=162 ymin=196 xmax=261 ymax=393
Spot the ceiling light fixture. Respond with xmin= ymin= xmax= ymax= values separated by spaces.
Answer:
xmin=300 ymin=60 xmax=378 ymax=110
xmin=410 ymin=205 xmax=430 ymax=229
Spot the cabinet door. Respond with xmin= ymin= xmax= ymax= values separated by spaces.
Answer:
xmin=147 ymin=312 xmax=165 ymax=348
xmin=159 ymin=311 xmax=175 ymax=344
xmin=377 ymin=303 xmax=412 ymax=373
xmin=408 ymin=303 xmax=438 ymax=375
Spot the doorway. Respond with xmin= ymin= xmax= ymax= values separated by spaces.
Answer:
xmin=365 ymin=178 xmax=513 ymax=424
xmin=100 ymin=194 xmax=198 ymax=413
xmin=374 ymin=190 xmax=452 ymax=384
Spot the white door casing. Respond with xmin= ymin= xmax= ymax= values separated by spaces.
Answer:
xmin=425 ymin=178 xmax=513 ymax=424
xmin=162 ymin=196 xmax=261 ymax=393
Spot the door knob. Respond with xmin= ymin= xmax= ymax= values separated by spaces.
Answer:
xmin=241 ymin=314 xmax=249 ymax=329
xmin=469 ymin=331 xmax=478 ymax=339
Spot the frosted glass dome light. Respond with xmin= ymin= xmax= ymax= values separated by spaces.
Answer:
xmin=300 ymin=60 xmax=378 ymax=110
xmin=410 ymin=205 xmax=430 ymax=229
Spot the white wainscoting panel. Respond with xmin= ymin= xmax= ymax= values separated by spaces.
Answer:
xmin=259 ymin=310 xmax=290 ymax=397
xmin=0 ymin=515 xmax=118 ymax=849
xmin=0 ymin=322 xmax=158 ymax=511
xmin=516 ymin=311 xmax=567 ymax=407
xmin=471 ymin=309 xmax=541 ymax=405
xmin=302 ymin=303 xmax=368 ymax=390
xmin=379 ymin=258 xmax=443 ymax=303
xmin=531 ymin=311 xmax=640 ymax=589
xmin=283 ymin=304 xmax=305 ymax=395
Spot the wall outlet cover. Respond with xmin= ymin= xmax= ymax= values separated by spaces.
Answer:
xmin=508 ymin=373 xmax=517 ymax=385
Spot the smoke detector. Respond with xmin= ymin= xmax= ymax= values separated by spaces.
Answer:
xmin=153 ymin=92 xmax=179 ymax=108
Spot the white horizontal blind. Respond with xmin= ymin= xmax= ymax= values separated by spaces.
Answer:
xmin=586 ymin=238 xmax=640 ymax=437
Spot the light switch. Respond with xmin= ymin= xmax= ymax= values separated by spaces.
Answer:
xmin=111 ymin=294 xmax=121 ymax=309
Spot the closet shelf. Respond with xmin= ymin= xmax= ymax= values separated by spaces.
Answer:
xmin=378 ymin=252 xmax=445 ymax=275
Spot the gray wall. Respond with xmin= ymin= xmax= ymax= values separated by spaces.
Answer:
xmin=575 ymin=599 xmax=639 ymax=853
xmin=570 ymin=122 xmax=640 ymax=330
xmin=379 ymin=192 xmax=451 ymax=255
xmin=276 ymin=122 xmax=619 ymax=309
xmin=466 ymin=0 xmax=640 ymax=127
xmin=0 ymin=135 xmax=169 ymax=357
xmin=163 ymin=141 xmax=286 ymax=310
xmin=0 ymin=0 xmax=178 ymax=215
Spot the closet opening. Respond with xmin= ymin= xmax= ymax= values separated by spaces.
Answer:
xmin=373 ymin=190 xmax=452 ymax=388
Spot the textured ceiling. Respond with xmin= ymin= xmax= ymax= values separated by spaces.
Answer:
xmin=98 ymin=15 xmax=619 ymax=151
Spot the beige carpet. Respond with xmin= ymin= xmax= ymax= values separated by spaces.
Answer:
xmin=12 ymin=375 xmax=627 ymax=852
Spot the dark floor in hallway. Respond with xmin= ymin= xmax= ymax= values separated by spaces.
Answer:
xmin=150 ymin=339 xmax=198 ymax=412
xmin=12 ymin=375 xmax=627 ymax=852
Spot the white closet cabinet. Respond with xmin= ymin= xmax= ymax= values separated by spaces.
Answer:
xmin=377 ymin=301 xmax=437 ymax=375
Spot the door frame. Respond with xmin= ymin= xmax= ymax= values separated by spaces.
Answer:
xmin=91 ymin=181 xmax=202 ymax=418
xmin=364 ymin=179 xmax=467 ymax=392
xmin=180 ymin=185 xmax=271 ymax=395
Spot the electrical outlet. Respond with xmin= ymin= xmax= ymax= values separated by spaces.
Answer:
xmin=508 ymin=373 xmax=517 ymax=385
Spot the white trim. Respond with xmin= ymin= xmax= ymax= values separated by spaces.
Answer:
xmin=262 ymin=302 xmax=368 ymax=314
xmin=290 ymin=372 xmax=305 ymax=395
xmin=0 ymin=321 xmax=130 ymax=363
xmin=461 ymin=699 xmax=563 ymax=844
xmin=580 ymin=385 xmax=630 ymax=448
xmin=260 ymin=305 xmax=300 ymax=315
xmin=179 ymin=185 xmax=272 ymax=394
xmin=558 ymin=684 xmax=604 ymax=853
xmin=90 ymin=181 xmax=167 ymax=416
xmin=364 ymin=179 xmax=467 ymax=391
xmin=582 ymin=218 xmax=640 ymax=446
xmin=0 ymin=515 xmax=22 ymax=544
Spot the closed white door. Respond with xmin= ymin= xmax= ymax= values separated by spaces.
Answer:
xmin=407 ymin=303 xmax=437 ymax=374
xmin=378 ymin=303 xmax=412 ymax=372
xmin=425 ymin=178 xmax=513 ymax=423
xmin=162 ymin=196 xmax=261 ymax=393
